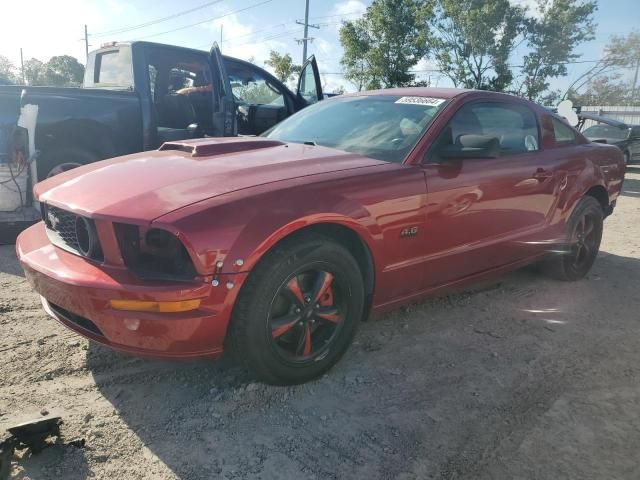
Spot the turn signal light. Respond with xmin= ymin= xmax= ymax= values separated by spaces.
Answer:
xmin=109 ymin=299 xmax=201 ymax=313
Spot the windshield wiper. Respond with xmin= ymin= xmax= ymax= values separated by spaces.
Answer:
xmin=303 ymin=141 xmax=317 ymax=146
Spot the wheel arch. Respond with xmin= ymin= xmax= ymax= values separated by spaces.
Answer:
xmin=234 ymin=219 xmax=377 ymax=321
xmin=37 ymin=118 xmax=117 ymax=161
xmin=584 ymin=184 xmax=609 ymax=213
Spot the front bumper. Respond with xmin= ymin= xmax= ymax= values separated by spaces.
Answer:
xmin=16 ymin=222 xmax=246 ymax=358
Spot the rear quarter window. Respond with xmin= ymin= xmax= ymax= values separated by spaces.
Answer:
xmin=551 ymin=116 xmax=577 ymax=145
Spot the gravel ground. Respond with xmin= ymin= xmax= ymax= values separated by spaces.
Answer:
xmin=1 ymin=167 xmax=640 ymax=480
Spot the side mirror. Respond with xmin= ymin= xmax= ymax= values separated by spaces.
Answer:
xmin=439 ymin=134 xmax=500 ymax=160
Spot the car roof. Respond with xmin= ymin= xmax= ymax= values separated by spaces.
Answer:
xmin=350 ymin=87 xmax=472 ymax=99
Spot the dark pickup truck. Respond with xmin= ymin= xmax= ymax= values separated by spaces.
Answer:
xmin=0 ymin=41 xmax=323 ymax=181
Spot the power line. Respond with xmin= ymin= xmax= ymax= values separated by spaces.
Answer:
xmin=131 ymin=0 xmax=273 ymax=41
xmin=216 ymin=19 xmax=345 ymax=49
xmin=232 ymin=26 xmax=306 ymax=48
xmin=308 ymin=11 xmax=364 ymax=20
xmin=92 ymin=0 xmax=225 ymax=38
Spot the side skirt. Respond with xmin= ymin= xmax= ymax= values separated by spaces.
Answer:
xmin=371 ymin=253 xmax=547 ymax=314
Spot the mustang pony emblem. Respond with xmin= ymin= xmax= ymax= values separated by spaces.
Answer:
xmin=47 ymin=210 xmax=60 ymax=230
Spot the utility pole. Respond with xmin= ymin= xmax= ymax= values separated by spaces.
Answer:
xmin=84 ymin=25 xmax=89 ymax=62
xmin=220 ymin=24 xmax=223 ymax=49
xmin=20 ymin=48 xmax=25 ymax=85
xmin=295 ymin=0 xmax=319 ymax=67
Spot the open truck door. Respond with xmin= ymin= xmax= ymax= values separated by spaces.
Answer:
xmin=209 ymin=42 xmax=237 ymax=137
xmin=297 ymin=55 xmax=323 ymax=108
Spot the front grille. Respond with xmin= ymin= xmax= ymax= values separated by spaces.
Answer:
xmin=43 ymin=205 xmax=103 ymax=261
xmin=48 ymin=302 xmax=105 ymax=338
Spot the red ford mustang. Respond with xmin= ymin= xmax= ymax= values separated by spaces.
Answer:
xmin=17 ymin=88 xmax=625 ymax=384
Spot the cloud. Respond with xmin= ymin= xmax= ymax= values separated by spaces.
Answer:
xmin=198 ymin=6 xmax=291 ymax=70
xmin=332 ymin=0 xmax=367 ymax=18
xmin=510 ymin=0 xmax=543 ymax=18
xmin=0 ymin=0 xmax=134 ymax=65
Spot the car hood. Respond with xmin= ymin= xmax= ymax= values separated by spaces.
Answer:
xmin=35 ymin=137 xmax=386 ymax=222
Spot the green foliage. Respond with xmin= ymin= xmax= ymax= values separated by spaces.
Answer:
xmin=430 ymin=0 xmax=525 ymax=90
xmin=604 ymin=30 xmax=640 ymax=68
xmin=519 ymin=0 xmax=597 ymax=101
xmin=264 ymin=51 xmax=301 ymax=82
xmin=0 ymin=55 xmax=17 ymax=85
xmin=339 ymin=0 xmax=433 ymax=90
xmin=43 ymin=55 xmax=84 ymax=87
xmin=23 ymin=58 xmax=46 ymax=86
xmin=569 ymin=73 xmax=638 ymax=105
xmin=562 ymin=30 xmax=640 ymax=103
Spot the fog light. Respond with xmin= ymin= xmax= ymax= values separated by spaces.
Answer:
xmin=110 ymin=299 xmax=201 ymax=313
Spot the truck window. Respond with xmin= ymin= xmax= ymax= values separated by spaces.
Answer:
xmin=145 ymin=48 xmax=213 ymax=138
xmin=84 ymin=47 xmax=134 ymax=89
xmin=227 ymin=62 xmax=286 ymax=106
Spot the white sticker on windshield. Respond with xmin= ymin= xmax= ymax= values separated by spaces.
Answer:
xmin=395 ymin=96 xmax=445 ymax=106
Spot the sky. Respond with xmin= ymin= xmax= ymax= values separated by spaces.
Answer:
xmin=1 ymin=0 xmax=638 ymax=95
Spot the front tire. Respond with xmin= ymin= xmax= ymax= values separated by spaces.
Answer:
xmin=227 ymin=233 xmax=364 ymax=385
xmin=542 ymin=196 xmax=603 ymax=281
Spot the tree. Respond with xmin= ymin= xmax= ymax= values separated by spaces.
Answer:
xmin=573 ymin=75 xmax=628 ymax=105
xmin=264 ymin=51 xmax=301 ymax=83
xmin=44 ymin=55 xmax=84 ymax=87
xmin=569 ymin=73 xmax=639 ymax=106
xmin=518 ymin=0 xmax=597 ymax=101
xmin=0 ymin=55 xmax=17 ymax=85
xmin=339 ymin=20 xmax=371 ymax=91
xmin=430 ymin=0 xmax=525 ymax=91
xmin=23 ymin=58 xmax=46 ymax=86
xmin=561 ymin=30 xmax=640 ymax=102
xmin=339 ymin=0 xmax=433 ymax=90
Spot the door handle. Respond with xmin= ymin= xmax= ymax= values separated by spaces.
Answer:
xmin=532 ymin=168 xmax=553 ymax=181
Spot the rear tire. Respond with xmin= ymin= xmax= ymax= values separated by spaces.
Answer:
xmin=227 ymin=233 xmax=364 ymax=385
xmin=542 ymin=196 xmax=603 ymax=281
xmin=38 ymin=147 xmax=97 ymax=181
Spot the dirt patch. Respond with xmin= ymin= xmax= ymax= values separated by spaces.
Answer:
xmin=2 ymin=166 xmax=640 ymax=479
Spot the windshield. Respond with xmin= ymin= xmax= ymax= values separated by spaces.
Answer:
xmin=264 ymin=95 xmax=447 ymax=163
xmin=583 ymin=124 xmax=629 ymax=140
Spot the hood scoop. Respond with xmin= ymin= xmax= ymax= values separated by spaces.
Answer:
xmin=159 ymin=138 xmax=286 ymax=158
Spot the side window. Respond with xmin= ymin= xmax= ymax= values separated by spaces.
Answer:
xmin=145 ymin=50 xmax=212 ymax=99
xmin=299 ymin=62 xmax=319 ymax=105
xmin=436 ymin=102 xmax=540 ymax=157
xmin=227 ymin=62 xmax=285 ymax=106
xmin=551 ymin=117 xmax=577 ymax=145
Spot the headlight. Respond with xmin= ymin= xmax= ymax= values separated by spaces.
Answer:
xmin=114 ymin=224 xmax=197 ymax=282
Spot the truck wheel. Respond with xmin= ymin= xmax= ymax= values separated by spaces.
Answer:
xmin=227 ymin=233 xmax=364 ymax=385
xmin=542 ymin=196 xmax=603 ymax=281
xmin=38 ymin=147 xmax=97 ymax=181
